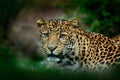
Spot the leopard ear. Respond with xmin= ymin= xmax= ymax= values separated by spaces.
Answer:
xmin=70 ymin=19 xmax=79 ymax=28
xmin=36 ymin=18 xmax=45 ymax=28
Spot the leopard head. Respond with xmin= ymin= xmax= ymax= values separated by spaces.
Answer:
xmin=37 ymin=18 xmax=80 ymax=62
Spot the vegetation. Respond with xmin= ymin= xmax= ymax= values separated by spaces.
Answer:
xmin=61 ymin=0 xmax=120 ymax=37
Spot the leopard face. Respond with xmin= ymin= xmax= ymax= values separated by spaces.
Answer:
xmin=37 ymin=19 xmax=79 ymax=64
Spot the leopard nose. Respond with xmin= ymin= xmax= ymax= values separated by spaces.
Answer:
xmin=48 ymin=45 xmax=57 ymax=52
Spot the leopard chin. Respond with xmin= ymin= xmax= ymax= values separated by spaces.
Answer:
xmin=47 ymin=57 xmax=60 ymax=62
xmin=46 ymin=52 xmax=64 ymax=62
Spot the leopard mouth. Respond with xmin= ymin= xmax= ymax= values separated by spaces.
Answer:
xmin=47 ymin=52 xmax=63 ymax=62
xmin=47 ymin=57 xmax=60 ymax=62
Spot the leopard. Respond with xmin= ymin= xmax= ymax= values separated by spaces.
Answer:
xmin=37 ymin=18 xmax=120 ymax=72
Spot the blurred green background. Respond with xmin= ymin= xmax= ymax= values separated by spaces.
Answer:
xmin=0 ymin=0 xmax=120 ymax=80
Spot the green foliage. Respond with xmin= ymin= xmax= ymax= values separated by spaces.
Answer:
xmin=62 ymin=0 xmax=120 ymax=37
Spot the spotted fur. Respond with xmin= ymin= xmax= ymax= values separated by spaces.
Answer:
xmin=112 ymin=34 xmax=120 ymax=46
xmin=37 ymin=18 xmax=120 ymax=72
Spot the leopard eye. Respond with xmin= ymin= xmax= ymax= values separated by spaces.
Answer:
xmin=60 ymin=34 xmax=67 ymax=38
xmin=43 ymin=33 xmax=49 ymax=37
